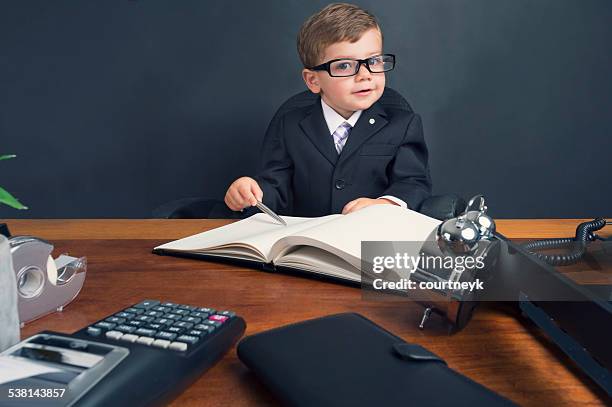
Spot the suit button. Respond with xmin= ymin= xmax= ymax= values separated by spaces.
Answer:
xmin=335 ymin=179 xmax=346 ymax=190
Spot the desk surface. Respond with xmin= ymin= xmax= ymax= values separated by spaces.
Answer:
xmin=7 ymin=219 xmax=612 ymax=406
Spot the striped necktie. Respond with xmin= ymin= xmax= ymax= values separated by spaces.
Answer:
xmin=333 ymin=122 xmax=352 ymax=154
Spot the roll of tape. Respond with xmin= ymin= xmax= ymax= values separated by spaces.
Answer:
xmin=0 ymin=236 xmax=20 ymax=351
xmin=46 ymin=255 xmax=57 ymax=286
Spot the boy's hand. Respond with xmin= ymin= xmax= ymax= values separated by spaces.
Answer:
xmin=342 ymin=197 xmax=397 ymax=215
xmin=225 ymin=177 xmax=263 ymax=211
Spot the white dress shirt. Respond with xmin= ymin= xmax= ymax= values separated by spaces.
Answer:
xmin=320 ymin=98 xmax=407 ymax=209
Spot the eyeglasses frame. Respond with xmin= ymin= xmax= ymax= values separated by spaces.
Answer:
xmin=307 ymin=53 xmax=396 ymax=77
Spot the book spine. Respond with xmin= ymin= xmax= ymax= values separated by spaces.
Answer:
xmin=262 ymin=262 xmax=276 ymax=272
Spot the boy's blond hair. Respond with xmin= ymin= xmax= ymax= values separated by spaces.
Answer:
xmin=297 ymin=3 xmax=382 ymax=68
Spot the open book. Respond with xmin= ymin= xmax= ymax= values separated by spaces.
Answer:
xmin=153 ymin=205 xmax=441 ymax=283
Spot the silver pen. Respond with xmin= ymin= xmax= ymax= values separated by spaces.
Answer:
xmin=255 ymin=201 xmax=287 ymax=226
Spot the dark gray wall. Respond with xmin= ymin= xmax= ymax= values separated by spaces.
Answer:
xmin=1 ymin=0 xmax=610 ymax=219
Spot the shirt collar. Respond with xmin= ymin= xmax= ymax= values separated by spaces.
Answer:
xmin=320 ymin=98 xmax=363 ymax=135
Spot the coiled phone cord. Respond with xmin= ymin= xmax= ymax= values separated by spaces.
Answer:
xmin=522 ymin=218 xmax=610 ymax=266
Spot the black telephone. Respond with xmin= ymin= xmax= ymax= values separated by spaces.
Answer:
xmin=413 ymin=195 xmax=610 ymax=331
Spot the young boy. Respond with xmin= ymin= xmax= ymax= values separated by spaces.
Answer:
xmin=225 ymin=3 xmax=431 ymax=217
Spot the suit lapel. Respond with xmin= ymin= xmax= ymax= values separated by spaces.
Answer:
xmin=299 ymin=98 xmax=389 ymax=167
xmin=337 ymin=102 xmax=388 ymax=164
xmin=299 ymin=100 xmax=339 ymax=166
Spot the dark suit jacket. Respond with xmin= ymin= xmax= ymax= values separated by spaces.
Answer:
xmin=253 ymin=89 xmax=432 ymax=217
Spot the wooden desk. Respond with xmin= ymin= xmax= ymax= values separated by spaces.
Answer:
xmin=6 ymin=219 xmax=611 ymax=406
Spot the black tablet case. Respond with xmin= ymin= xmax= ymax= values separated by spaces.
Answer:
xmin=237 ymin=313 xmax=516 ymax=407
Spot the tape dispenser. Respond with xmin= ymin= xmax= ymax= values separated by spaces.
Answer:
xmin=8 ymin=235 xmax=86 ymax=326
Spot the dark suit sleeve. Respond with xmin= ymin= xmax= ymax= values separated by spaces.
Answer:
xmin=252 ymin=113 xmax=294 ymax=214
xmin=382 ymin=113 xmax=432 ymax=210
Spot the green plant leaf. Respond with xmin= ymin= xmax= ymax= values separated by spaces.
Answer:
xmin=0 ymin=186 xmax=28 ymax=210
xmin=0 ymin=154 xmax=17 ymax=161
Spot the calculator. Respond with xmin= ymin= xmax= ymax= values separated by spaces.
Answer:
xmin=0 ymin=299 xmax=246 ymax=406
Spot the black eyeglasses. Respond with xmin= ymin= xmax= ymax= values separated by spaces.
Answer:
xmin=308 ymin=54 xmax=395 ymax=77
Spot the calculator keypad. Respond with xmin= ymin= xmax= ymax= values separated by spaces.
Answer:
xmin=86 ymin=300 xmax=236 ymax=352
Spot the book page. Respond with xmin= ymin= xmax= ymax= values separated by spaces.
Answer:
xmin=154 ymin=213 xmax=340 ymax=262
xmin=270 ymin=205 xmax=441 ymax=269
xmin=274 ymin=246 xmax=361 ymax=282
